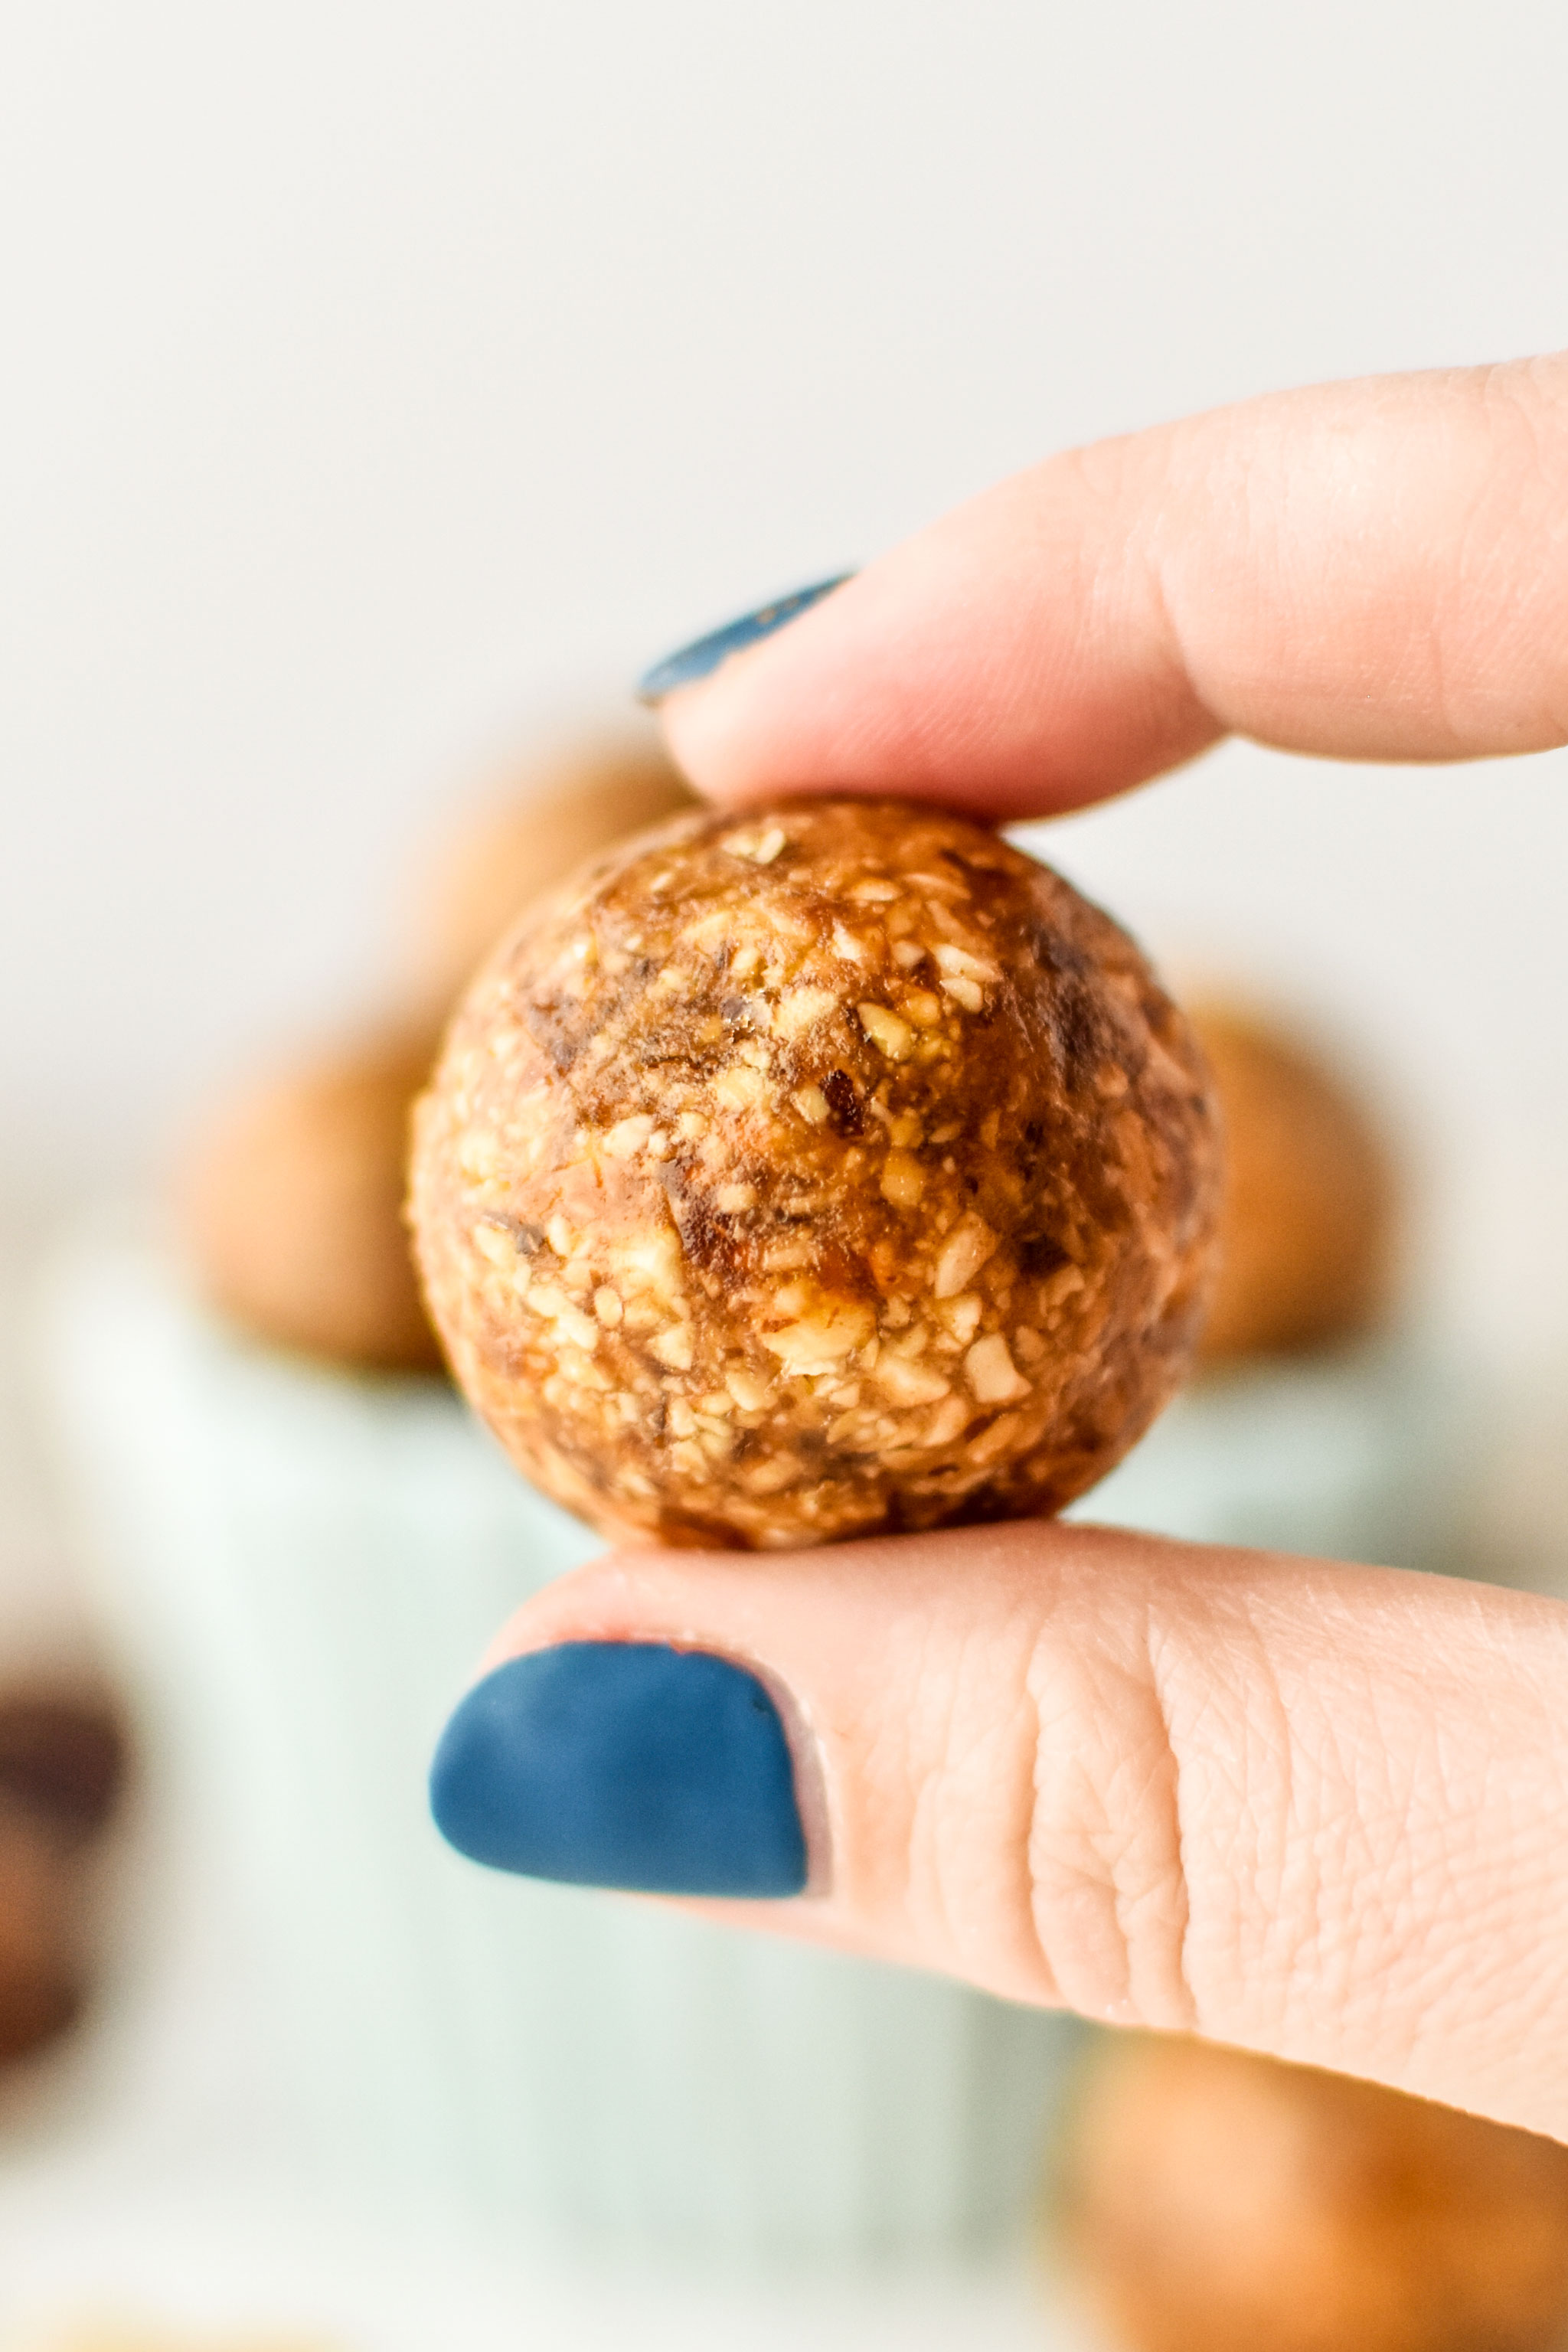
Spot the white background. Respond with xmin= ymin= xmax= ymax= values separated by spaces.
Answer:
xmin=3 ymin=0 xmax=1566 ymax=1365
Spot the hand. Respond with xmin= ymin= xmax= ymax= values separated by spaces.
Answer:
xmin=432 ymin=354 xmax=1568 ymax=2141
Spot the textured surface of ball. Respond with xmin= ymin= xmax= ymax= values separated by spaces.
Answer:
xmin=1191 ymin=1002 xmax=1395 ymax=1365
xmin=179 ymin=1033 xmax=443 ymax=1371
xmin=1057 ymin=2034 xmax=1568 ymax=2352
xmin=412 ymin=798 xmax=1218 ymax=1548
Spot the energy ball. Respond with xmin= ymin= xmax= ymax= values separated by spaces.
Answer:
xmin=406 ymin=736 xmax=697 ymax=1014
xmin=1056 ymin=2034 xmax=1568 ymax=2352
xmin=1191 ymin=1002 xmax=1396 ymax=1366
xmin=0 ymin=1685 xmax=126 ymax=2067
xmin=178 ymin=1031 xmax=445 ymax=1373
xmin=412 ymin=798 xmax=1218 ymax=1549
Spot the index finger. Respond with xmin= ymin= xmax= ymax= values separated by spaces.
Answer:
xmin=658 ymin=354 xmax=1568 ymax=819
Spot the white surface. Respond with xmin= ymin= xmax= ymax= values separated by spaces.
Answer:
xmin=2 ymin=2 xmax=1568 ymax=1384
xmin=0 ymin=2200 xmax=1078 ymax=2352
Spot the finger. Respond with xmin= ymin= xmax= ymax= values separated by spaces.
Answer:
xmin=657 ymin=354 xmax=1568 ymax=818
xmin=432 ymin=1521 xmax=1568 ymax=2141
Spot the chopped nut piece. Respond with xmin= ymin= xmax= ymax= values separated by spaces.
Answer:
xmin=968 ymin=1410 xmax=1024 ymax=1465
xmin=724 ymin=825 xmax=788 ymax=864
xmin=935 ymin=943 xmax=1001 ymax=985
xmin=936 ymin=1292 xmax=984 ymax=1345
xmin=715 ymin=1183 xmax=758 ymax=1213
xmin=880 ymin=1151 xmax=926 ymax=1208
xmin=858 ymin=1004 xmax=915 ymax=1060
xmin=603 ymin=1114 xmax=655 ymax=1159
xmin=965 ymin=1332 xmax=1032 ymax=1403
xmin=933 ymin=1214 xmax=1000 ymax=1298
xmin=875 ymin=1355 xmax=952 ymax=1406
xmin=725 ymin=1366 xmax=773 ymax=1412
xmin=760 ymin=1239 xmax=812 ymax=1271
xmin=776 ymin=986 xmax=841 ymax=1039
xmin=650 ymin=1325 xmax=694 ymax=1371
xmin=792 ymin=1085 xmax=831 ymax=1125
xmin=924 ymin=1394 xmax=972 ymax=1447
xmin=711 ymin=1064 xmax=766 ymax=1111
xmin=745 ymin=1455 xmax=800 ymax=1495
xmin=762 ymin=1299 xmax=876 ymax=1370
xmin=593 ymin=1286 xmax=623 ymax=1328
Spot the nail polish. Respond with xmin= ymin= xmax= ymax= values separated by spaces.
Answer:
xmin=430 ymin=1642 xmax=808 ymax=1897
xmin=636 ymin=574 xmax=854 ymax=704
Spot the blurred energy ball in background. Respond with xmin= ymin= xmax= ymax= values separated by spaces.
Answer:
xmin=1053 ymin=2034 xmax=1568 ymax=2352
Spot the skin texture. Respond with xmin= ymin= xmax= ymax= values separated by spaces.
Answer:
xmin=468 ymin=354 xmax=1568 ymax=2139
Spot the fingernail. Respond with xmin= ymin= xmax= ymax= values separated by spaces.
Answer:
xmin=430 ymin=1642 xmax=808 ymax=1897
xmin=635 ymin=574 xmax=854 ymax=704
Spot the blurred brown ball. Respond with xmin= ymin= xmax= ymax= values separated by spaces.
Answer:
xmin=406 ymin=734 xmax=697 ymax=1013
xmin=0 ymin=1685 xmax=127 ymax=2067
xmin=176 ymin=738 xmax=691 ymax=1374
xmin=1191 ymin=1002 xmax=1396 ymax=1365
xmin=1057 ymin=2034 xmax=1568 ymax=2352
xmin=177 ymin=1032 xmax=444 ymax=1372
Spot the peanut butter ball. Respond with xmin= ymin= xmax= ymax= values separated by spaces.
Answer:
xmin=0 ymin=1686 xmax=126 ymax=2066
xmin=179 ymin=1032 xmax=444 ymax=1372
xmin=1057 ymin=2034 xmax=1568 ymax=2352
xmin=411 ymin=799 xmax=1218 ymax=1548
xmin=407 ymin=737 xmax=697 ymax=1014
xmin=1191 ymin=1002 xmax=1396 ymax=1366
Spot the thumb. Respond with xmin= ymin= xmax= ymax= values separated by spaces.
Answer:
xmin=430 ymin=1520 xmax=1568 ymax=2142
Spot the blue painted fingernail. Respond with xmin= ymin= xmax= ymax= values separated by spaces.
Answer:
xmin=430 ymin=1642 xmax=808 ymax=1897
xmin=636 ymin=573 xmax=854 ymax=704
